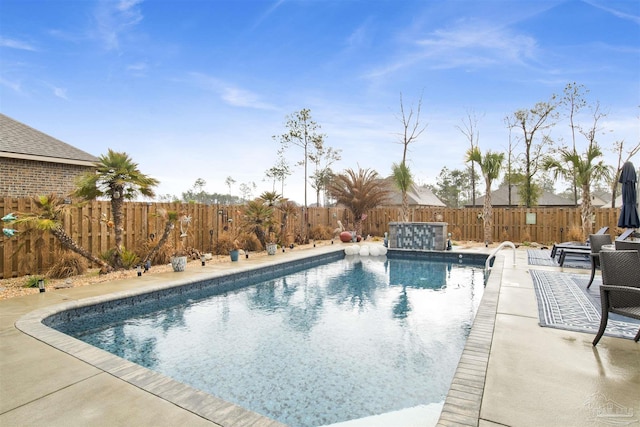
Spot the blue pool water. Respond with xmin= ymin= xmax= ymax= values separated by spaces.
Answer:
xmin=63 ymin=255 xmax=484 ymax=426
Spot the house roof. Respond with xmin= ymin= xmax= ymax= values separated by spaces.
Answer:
xmin=382 ymin=177 xmax=446 ymax=207
xmin=467 ymin=184 xmax=574 ymax=207
xmin=0 ymin=113 xmax=98 ymax=166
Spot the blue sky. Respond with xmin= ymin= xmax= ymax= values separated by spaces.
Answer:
xmin=1 ymin=0 xmax=639 ymax=204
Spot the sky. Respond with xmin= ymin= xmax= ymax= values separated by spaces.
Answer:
xmin=1 ymin=0 xmax=639 ymax=205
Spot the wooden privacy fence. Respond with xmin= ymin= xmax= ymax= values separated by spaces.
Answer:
xmin=0 ymin=197 xmax=621 ymax=278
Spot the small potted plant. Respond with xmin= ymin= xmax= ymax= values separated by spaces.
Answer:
xmin=266 ymin=232 xmax=277 ymax=255
xmin=171 ymin=244 xmax=188 ymax=271
xmin=170 ymin=213 xmax=191 ymax=272
xmin=229 ymin=239 xmax=241 ymax=262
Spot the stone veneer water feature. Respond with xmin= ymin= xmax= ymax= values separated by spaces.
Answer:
xmin=388 ymin=222 xmax=447 ymax=251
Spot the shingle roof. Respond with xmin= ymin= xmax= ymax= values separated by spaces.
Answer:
xmin=382 ymin=177 xmax=446 ymax=207
xmin=467 ymin=184 xmax=574 ymax=207
xmin=0 ymin=113 xmax=98 ymax=165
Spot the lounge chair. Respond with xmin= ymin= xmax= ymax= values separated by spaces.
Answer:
xmin=550 ymin=226 xmax=609 ymax=259
xmin=557 ymin=233 xmax=612 ymax=271
xmin=615 ymin=228 xmax=636 ymax=241
xmin=592 ymin=250 xmax=640 ymax=346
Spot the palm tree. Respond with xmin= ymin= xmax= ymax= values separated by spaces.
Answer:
xmin=277 ymin=199 xmax=298 ymax=246
xmin=13 ymin=194 xmax=113 ymax=273
xmin=242 ymin=199 xmax=274 ymax=248
xmin=392 ymin=162 xmax=412 ymax=222
xmin=543 ymin=144 xmax=611 ymax=240
xmin=326 ymin=168 xmax=390 ymax=235
xmin=73 ymin=149 xmax=159 ymax=270
xmin=259 ymin=191 xmax=282 ymax=207
xmin=466 ymin=147 xmax=504 ymax=245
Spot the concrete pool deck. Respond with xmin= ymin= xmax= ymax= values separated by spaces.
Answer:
xmin=1 ymin=244 xmax=639 ymax=426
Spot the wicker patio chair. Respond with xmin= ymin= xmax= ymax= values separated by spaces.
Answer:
xmin=614 ymin=239 xmax=640 ymax=254
xmin=586 ymin=234 xmax=613 ymax=288
xmin=592 ymin=250 xmax=640 ymax=346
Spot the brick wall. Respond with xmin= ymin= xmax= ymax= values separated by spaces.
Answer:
xmin=0 ymin=157 xmax=96 ymax=197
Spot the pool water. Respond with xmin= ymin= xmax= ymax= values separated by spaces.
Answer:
xmin=68 ymin=256 xmax=484 ymax=426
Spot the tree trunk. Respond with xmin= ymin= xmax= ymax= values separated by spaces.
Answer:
xmin=581 ymin=184 xmax=594 ymax=241
xmin=111 ymin=195 xmax=124 ymax=269
xmin=401 ymin=191 xmax=409 ymax=222
xmin=52 ymin=227 xmax=113 ymax=273
xmin=483 ymin=190 xmax=493 ymax=245
xmin=142 ymin=221 xmax=174 ymax=265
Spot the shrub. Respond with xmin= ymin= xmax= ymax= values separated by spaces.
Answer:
xmin=47 ymin=251 xmax=88 ymax=278
xmin=215 ymin=234 xmax=236 ymax=255
xmin=240 ymin=233 xmax=262 ymax=252
xmin=567 ymin=225 xmax=583 ymax=242
xmin=24 ymin=275 xmax=46 ymax=288
xmin=309 ymin=225 xmax=334 ymax=240
xmin=100 ymin=248 xmax=140 ymax=270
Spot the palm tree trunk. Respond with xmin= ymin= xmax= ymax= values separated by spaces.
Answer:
xmin=111 ymin=196 xmax=124 ymax=269
xmin=484 ymin=192 xmax=493 ymax=245
xmin=142 ymin=222 xmax=175 ymax=265
xmin=401 ymin=191 xmax=409 ymax=222
xmin=581 ymin=184 xmax=593 ymax=240
xmin=51 ymin=227 xmax=113 ymax=273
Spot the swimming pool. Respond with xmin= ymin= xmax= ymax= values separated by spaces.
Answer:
xmin=48 ymin=251 xmax=486 ymax=426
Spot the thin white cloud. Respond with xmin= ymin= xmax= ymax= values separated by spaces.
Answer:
xmin=0 ymin=37 xmax=37 ymax=51
xmin=52 ymin=86 xmax=69 ymax=100
xmin=0 ymin=77 xmax=22 ymax=93
xmin=188 ymin=72 xmax=277 ymax=110
xmin=251 ymin=0 xmax=286 ymax=30
xmin=366 ymin=20 xmax=538 ymax=79
xmin=94 ymin=0 xmax=144 ymax=50
xmin=584 ymin=0 xmax=640 ymax=24
xmin=127 ymin=61 xmax=148 ymax=77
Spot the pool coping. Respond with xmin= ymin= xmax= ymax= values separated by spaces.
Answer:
xmin=14 ymin=245 xmax=496 ymax=426
xmin=436 ymin=253 xmax=502 ymax=426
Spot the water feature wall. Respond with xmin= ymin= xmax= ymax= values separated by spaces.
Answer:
xmin=388 ymin=222 xmax=447 ymax=251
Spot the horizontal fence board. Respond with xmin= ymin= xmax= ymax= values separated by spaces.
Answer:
xmin=0 ymin=197 xmax=623 ymax=278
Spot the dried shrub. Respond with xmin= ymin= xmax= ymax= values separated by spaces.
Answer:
xmin=521 ymin=228 xmax=531 ymax=243
xmin=215 ymin=234 xmax=236 ymax=255
xmin=567 ymin=225 xmax=584 ymax=242
xmin=137 ymin=238 xmax=174 ymax=265
xmin=242 ymin=233 xmax=263 ymax=251
xmin=47 ymin=251 xmax=88 ymax=279
xmin=501 ymin=229 xmax=510 ymax=241
xmin=309 ymin=225 xmax=334 ymax=240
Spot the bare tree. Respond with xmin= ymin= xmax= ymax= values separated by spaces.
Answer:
xmin=561 ymin=83 xmax=589 ymax=205
xmin=456 ymin=110 xmax=483 ymax=207
xmin=393 ymin=92 xmax=427 ymax=221
xmin=508 ymin=96 xmax=559 ymax=207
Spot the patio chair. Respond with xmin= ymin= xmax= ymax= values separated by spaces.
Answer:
xmin=615 ymin=239 xmax=640 ymax=254
xmin=586 ymin=233 xmax=613 ymax=288
xmin=557 ymin=233 xmax=611 ymax=271
xmin=550 ymin=226 xmax=609 ymax=259
xmin=592 ymin=250 xmax=640 ymax=346
xmin=615 ymin=228 xmax=635 ymax=241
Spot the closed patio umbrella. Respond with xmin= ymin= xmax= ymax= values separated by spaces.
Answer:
xmin=617 ymin=161 xmax=639 ymax=229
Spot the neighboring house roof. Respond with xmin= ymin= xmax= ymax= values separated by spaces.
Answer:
xmin=0 ymin=113 xmax=98 ymax=166
xmin=382 ymin=177 xmax=446 ymax=207
xmin=467 ymin=184 xmax=574 ymax=207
